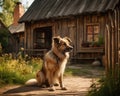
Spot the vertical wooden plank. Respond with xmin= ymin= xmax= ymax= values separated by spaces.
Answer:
xmin=118 ymin=8 xmax=120 ymax=67
xmin=24 ymin=23 xmax=27 ymax=50
xmin=110 ymin=12 xmax=115 ymax=74
xmin=27 ymin=23 xmax=31 ymax=49
xmin=99 ymin=15 xmax=105 ymax=36
xmin=61 ymin=19 xmax=69 ymax=37
xmin=29 ymin=23 xmax=32 ymax=49
xmin=76 ymin=17 xmax=80 ymax=51
xmin=117 ymin=9 xmax=119 ymax=64
xmin=31 ymin=25 xmax=33 ymax=49
xmin=55 ymin=21 xmax=59 ymax=36
xmin=79 ymin=16 xmax=84 ymax=48
xmin=83 ymin=16 xmax=86 ymax=41
xmin=76 ymin=17 xmax=79 ymax=52
xmin=106 ymin=24 xmax=109 ymax=72
xmin=58 ymin=20 xmax=62 ymax=36
xmin=67 ymin=18 xmax=77 ymax=56
xmin=104 ymin=22 xmax=108 ymax=68
xmin=115 ymin=8 xmax=119 ymax=77
xmin=114 ymin=9 xmax=118 ymax=64
xmin=76 ymin=16 xmax=84 ymax=51
xmin=51 ymin=21 xmax=55 ymax=39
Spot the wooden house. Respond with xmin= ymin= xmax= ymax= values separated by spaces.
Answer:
xmin=19 ymin=0 xmax=120 ymax=66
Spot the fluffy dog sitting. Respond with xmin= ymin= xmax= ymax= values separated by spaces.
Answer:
xmin=26 ymin=36 xmax=73 ymax=91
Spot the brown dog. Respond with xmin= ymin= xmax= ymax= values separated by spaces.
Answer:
xmin=40 ymin=36 xmax=73 ymax=91
xmin=26 ymin=36 xmax=73 ymax=91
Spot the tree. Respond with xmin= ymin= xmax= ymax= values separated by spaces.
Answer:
xmin=0 ymin=27 xmax=10 ymax=52
xmin=0 ymin=0 xmax=19 ymax=27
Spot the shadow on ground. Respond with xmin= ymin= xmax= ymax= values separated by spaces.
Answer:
xmin=2 ymin=85 xmax=87 ymax=96
xmin=3 ymin=85 xmax=41 ymax=94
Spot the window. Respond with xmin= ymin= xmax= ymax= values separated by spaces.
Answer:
xmin=86 ymin=24 xmax=99 ymax=42
xmin=35 ymin=32 xmax=45 ymax=48
xmin=34 ymin=27 xmax=52 ymax=49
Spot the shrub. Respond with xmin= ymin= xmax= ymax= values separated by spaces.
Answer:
xmin=0 ymin=28 xmax=10 ymax=52
xmin=87 ymin=71 xmax=120 ymax=96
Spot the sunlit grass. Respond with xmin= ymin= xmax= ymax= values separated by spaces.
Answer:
xmin=0 ymin=54 xmax=43 ymax=86
xmin=65 ymin=68 xmax=93 ymax=77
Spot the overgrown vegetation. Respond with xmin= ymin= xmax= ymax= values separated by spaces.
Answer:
xmin=0 ymin=28 xmax=10 ymax=52
xmin=88 ymin=68 xmax=120 ymax=96
xmin=0 ymin=52 xmax=104 ymax=89
xmin=0 ymin=54 xmax=43 ymax=87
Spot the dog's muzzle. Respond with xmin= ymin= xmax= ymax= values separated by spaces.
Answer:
xmin=66 ymin=46 xmax=73 ymax=52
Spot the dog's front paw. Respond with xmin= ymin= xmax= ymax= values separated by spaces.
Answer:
xmin=48 ymin=86 xmax=56 ymax=91
xmin=54 ymin=83 xmax=59 ymax=86
xmin=61 ymin=87 xmax=67 ymax=90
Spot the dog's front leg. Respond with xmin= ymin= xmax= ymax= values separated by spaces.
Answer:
xmin=47 ymin=70 xmax=56 ymax=91
xmin=59 ymin=74 xmax=67 ymax=90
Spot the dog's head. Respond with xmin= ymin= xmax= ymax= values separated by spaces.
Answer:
xmin=52 ymin=36 xmax=73 ymax=53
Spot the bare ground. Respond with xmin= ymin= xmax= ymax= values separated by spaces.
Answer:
xmin=0 ymin=64 xmax=104 ymax=96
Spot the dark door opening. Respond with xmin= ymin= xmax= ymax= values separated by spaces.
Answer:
xmin=33 ymin=26 xmax=52 ymax=50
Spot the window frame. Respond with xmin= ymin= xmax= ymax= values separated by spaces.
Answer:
xmin=33 ymin=27 xmax=52 ymax=49
xmin=86 ymin=23 xmax=100 ymax=43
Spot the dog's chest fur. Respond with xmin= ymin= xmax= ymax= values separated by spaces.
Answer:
xmin=45 ymin=50 xmax=69 ymax=74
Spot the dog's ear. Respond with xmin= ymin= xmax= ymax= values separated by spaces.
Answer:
xmin=64 ymin=37 xmax=72 ymax=43
xmin=53 ymin=36 xmax=61 ymax=44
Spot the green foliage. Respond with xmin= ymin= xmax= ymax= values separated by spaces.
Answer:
xmin=65 ymin=68 xmax=92 ymax=76
xmin=0 ymin=0 xmax=19 ymax=26
xmin=0 ymin=28 xmax=10 ymax=52
xmin=0 ymin=54 xmax=43 ymax=86
xmin=97 ymin=35 xmax=104 ymax=46
xmin=87 ymin=71 xmax=120 ymax=96
xmin=0 ymin=0 xmax=3 ymax=6
xmin=90 ymin=35 xmax=104 ymax=47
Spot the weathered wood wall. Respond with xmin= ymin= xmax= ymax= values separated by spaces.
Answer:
xmin=105 ymin=7 xmax=120 ymax=74
xmin=53 ymin=15 xmax=106 ymax=57
xmin=24 ymin=14 xmax=107 ymax=57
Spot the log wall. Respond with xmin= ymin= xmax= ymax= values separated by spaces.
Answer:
xmin=24 ymin=13 xmax=115 ymax=65
xmin=105 ymin=7 xmax=120 ymax=74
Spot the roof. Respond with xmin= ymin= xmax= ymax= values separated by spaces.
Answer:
xmin=9 ymin=23 xmax=24 ymax=34
xmin=19 ymin=0 xmax=119 ymax=23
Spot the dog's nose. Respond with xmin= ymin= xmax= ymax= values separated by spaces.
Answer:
xmin=69 ymin=46 xmax=73 ymax=50
xmin=70 ymin=46 xmax=73 ymax=49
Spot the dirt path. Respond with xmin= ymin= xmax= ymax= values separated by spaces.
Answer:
xmin=0 ymin=64 xmax=104 ymax=96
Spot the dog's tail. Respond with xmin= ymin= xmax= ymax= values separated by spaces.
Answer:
xmin=25 ymin=78 xmax=38 ymax=86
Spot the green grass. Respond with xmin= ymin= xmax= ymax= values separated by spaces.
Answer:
xmin=65 ymin=64 xmax=104 ymax=78
xmin=0 ymin=55 xmax=43 ymax=86
xmin=87 ymin=70 xmax=120 ymax=96
xmin=0 ymin=54 xmax=104 ymax=88
xmin=65 ymin=68 xmax=93 ymax=77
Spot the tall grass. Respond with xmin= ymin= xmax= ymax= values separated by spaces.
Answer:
xmin=88 ymin=68 xmax=120 ymax=96
xmin=0 ymin=54 xmax=43 ymax=86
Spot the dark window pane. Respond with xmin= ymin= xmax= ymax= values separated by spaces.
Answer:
xmin=86 ymin=24 xmax=99 ymax=42
xmin=33 ymin=27 xmax=52 ymax=49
